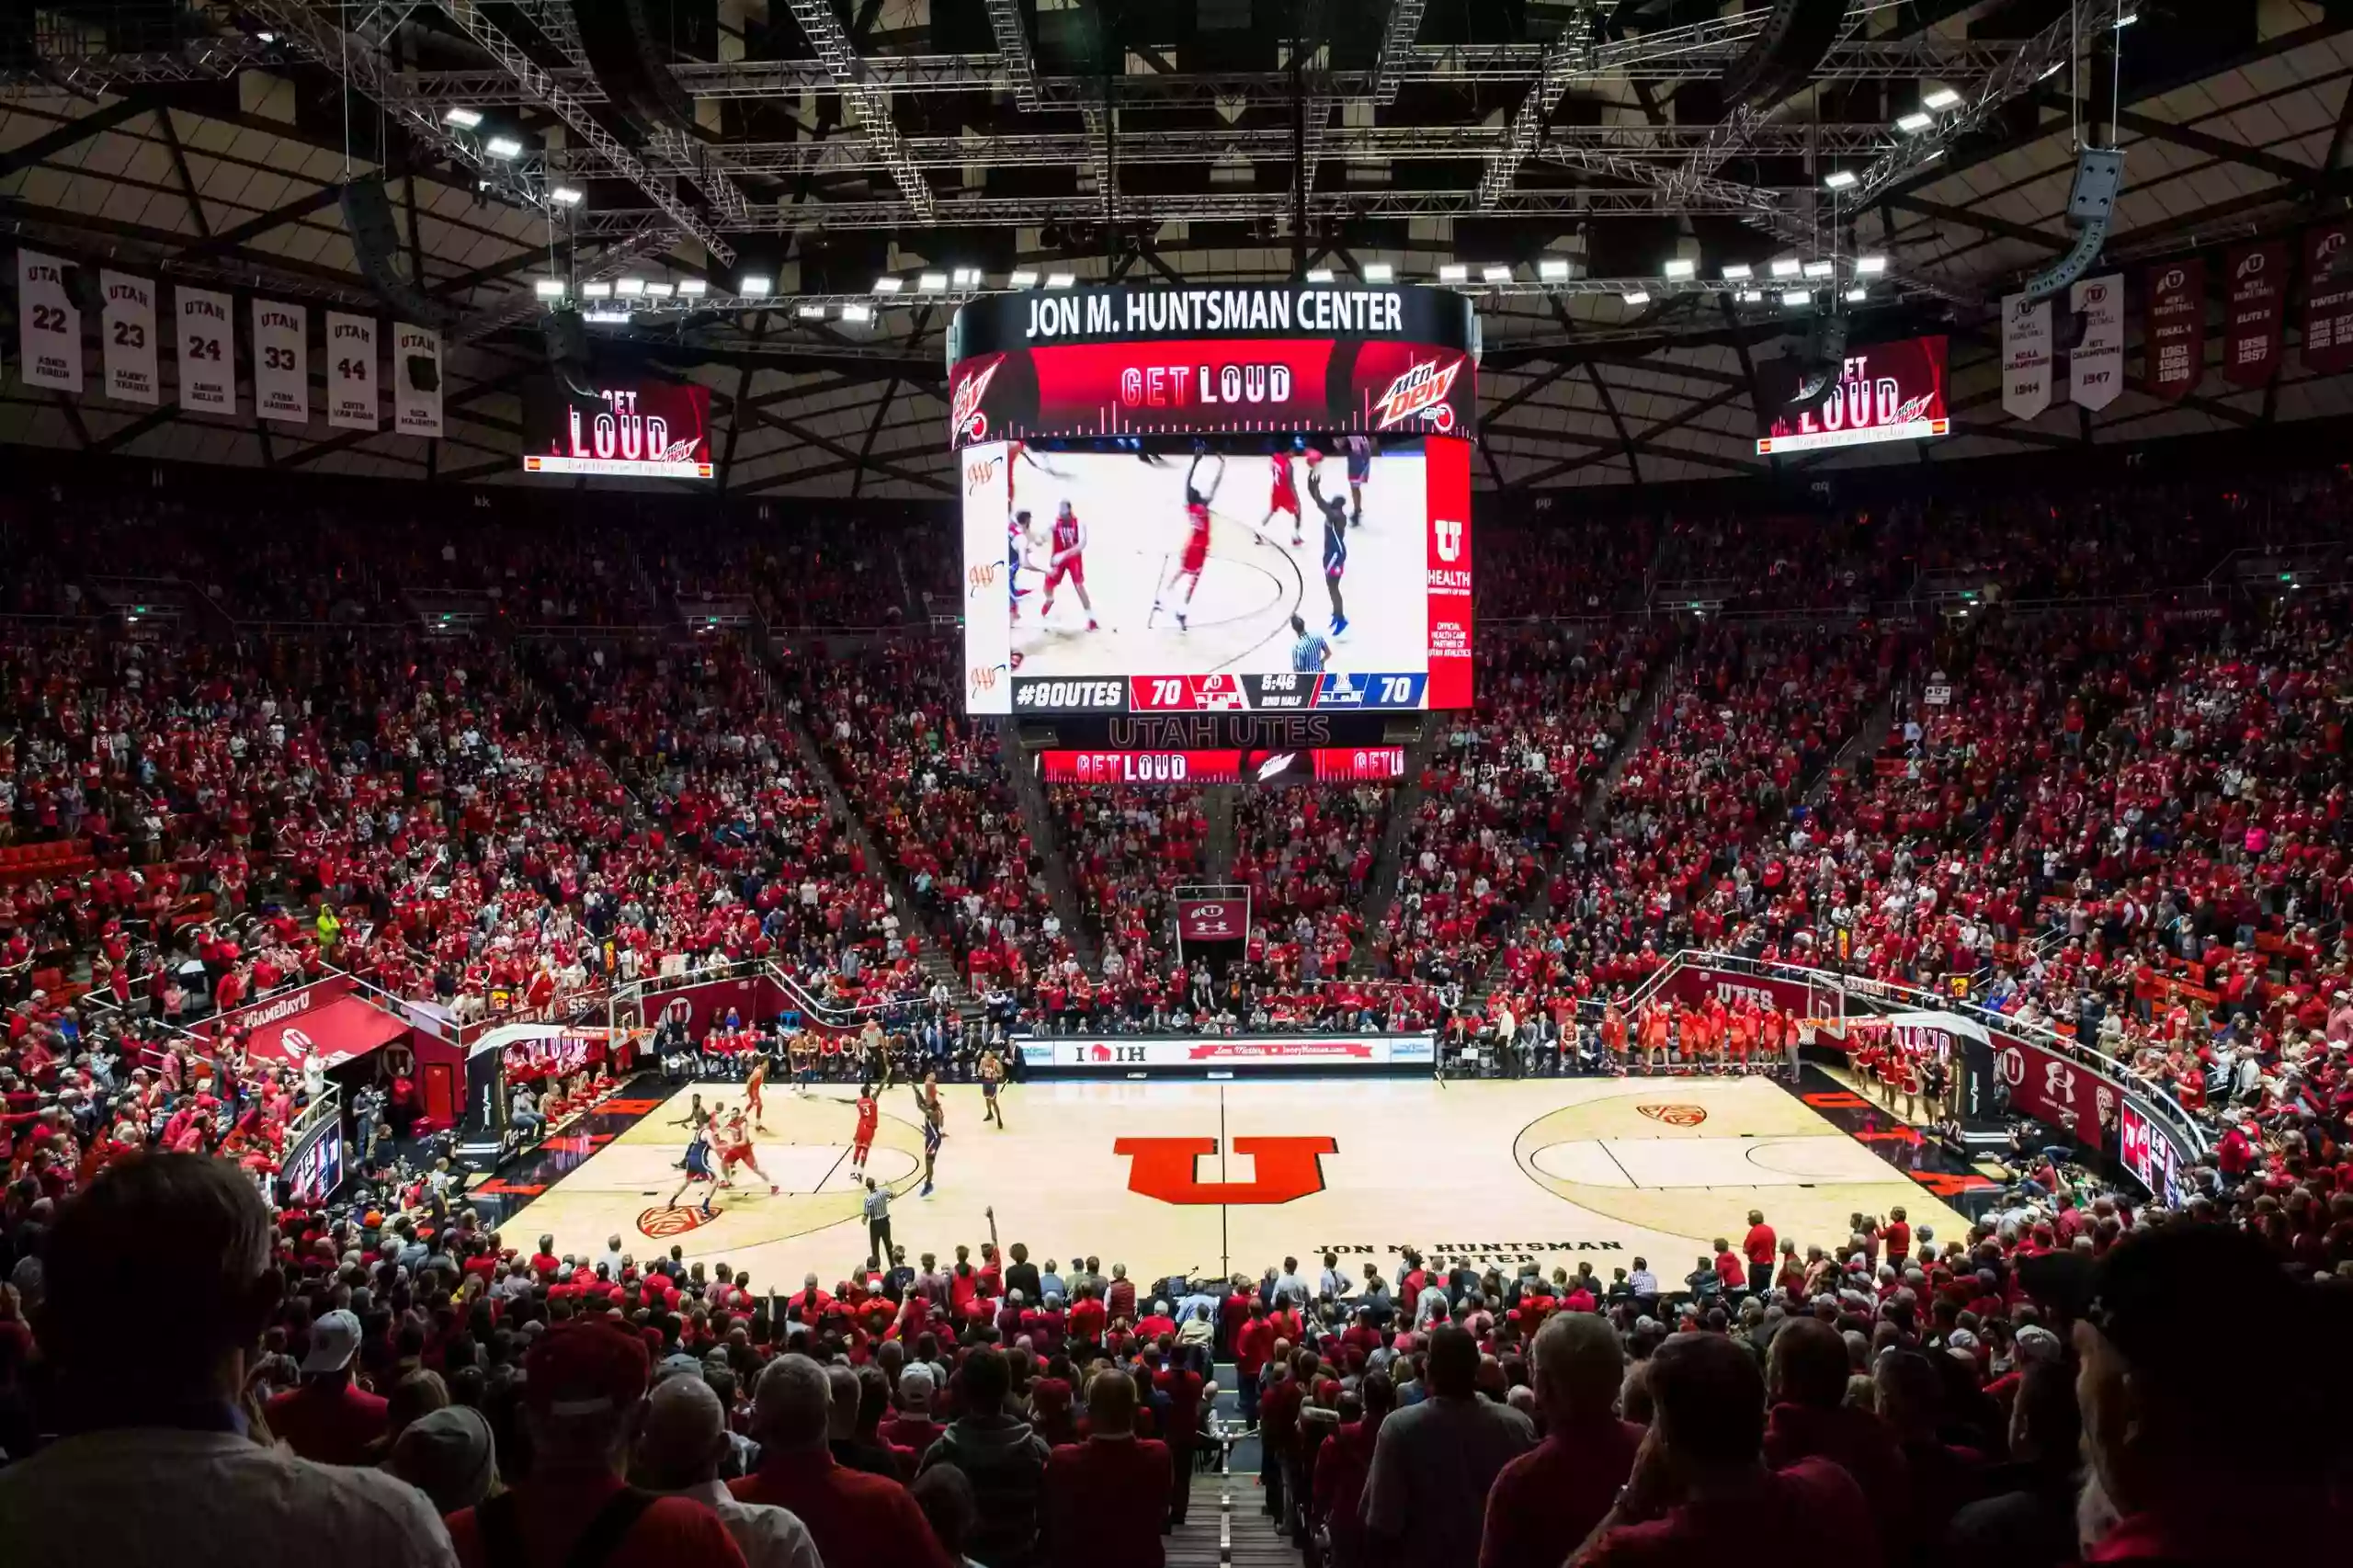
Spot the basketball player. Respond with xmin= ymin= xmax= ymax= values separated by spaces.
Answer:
xmin=1153 ymin=453 xmax=1223 ymax=631
xmin=667 ymin=1123 xmax=721 ymax=1218
xmin=668 ymin=1092 xmax=713 ymax=1167
xmin=1305 ymin=456 xmax=1350 ymax=638
xmin=1039 ymin=499 xmax=1100 ymax=631
xmin=1264 ymin=448 xmax=1303 ymax=547
xmin=915 ymin=1074 xmax=945 ymax=1198
xmin=979 ymin=1048 xmax=1006 ymax=1130
xmin=1343 ymin=434 xmax=1372 ymax=523
xmin=745 ymin=1053 xmax=770 ymax=1131
xmin=717 ymin=1109 xmax=780 ymax=1195
xmin=851 ymin=1082 xmax=880 ymax=1176
xmin=1008 ymin=507 xmax=1034 ymax=622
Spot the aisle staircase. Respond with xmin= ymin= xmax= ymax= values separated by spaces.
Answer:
xmin=1344 ymin=728 xmax=1443 ymax=977
xmin=1000 ymin=728 xmax=1101 ymax=974
xmin=1170 ymin=1365 xmax=1291 ymax=1568
xmin=1202 ymin=788 xmax=1240 ymax=881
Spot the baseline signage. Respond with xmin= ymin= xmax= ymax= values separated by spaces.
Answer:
xmin=1018 ymin=1033 xmax=1436 ymax=1074
xmin=523 ymin=377 xmax=714 ymax=479
xmin=946 ymin=285 xmax=1480 ymax=445
xmin=2118 ymin=1102 xmax=2185 ymax=1209
xmin=1755 ymin=336 xmax=1949 ymax=454
xmin=1037 ymin=746 xmax=1408 ymax=784
xmin=280 ymin=1117 xmax=346 ymax=1208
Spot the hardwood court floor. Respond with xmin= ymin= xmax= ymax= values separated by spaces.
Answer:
xmin=503 ymin=1074 xmax=1968 ymax=1290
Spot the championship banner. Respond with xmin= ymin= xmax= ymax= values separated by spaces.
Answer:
xmin=392 ymin=322 xmax=444 ymax=437
xmin=17 ymin=249 xmax=83 ymax=392
xmin=2222 ymin=241 xmax=2286 ymax=387
xmin=176 ymin=286 xmax=236 ymax=414
xmin=325 ymin=311 xmax=379 ymax=430
xmin=2299 ymin=219 xmax=2353 ymax=373
xmin=2000 ymin=292 xmax=2052 ymax=419
xmin=2142 ymin=258 xmax=2205 ymax=401
xmin=252 ymin=299 xmax=310 ymax=424
xmin=1017 ymin=1033 xmax=1437 ymax=1074
xmin=946 ymin=285 xmax=1480 ymax=446
xmin=99 ymin=269 xmax=158 ymax=404
xmin=2068 ymin=274 xmax=2124 ymax=410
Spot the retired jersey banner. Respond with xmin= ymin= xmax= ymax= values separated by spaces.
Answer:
xmin=17 ymin=249 xmax=83 ymax=392
xmin=2222 ymin=241 xmax=2286 ymax=387
xmin=392 ymin=322 xmax=444 ymax=437
xmin=252 ymin=298 xmax=309 ymax=424
xmin=2000 ymin=292 xmax=2052 ymax=420
xmin=176 ymin=286 xmax=236 ymax=414
xmin=324 ymin=311 xmax=379 ymax=430
xmin=99 ymin=270 xmax=158 ymax=404
xmin=2068 ymin=273 xmax=2125 ymax=410
xmin=2299 ymin=219 xmax=2353 ymax=374
xmin=2143 ymin=258 xmax=2205 ymax=401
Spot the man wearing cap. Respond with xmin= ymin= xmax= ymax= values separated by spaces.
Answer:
xmin=0 ymin=1153 xmax=457 ymax=1568
xmin=733 ymin=1354 xmax=954 ymax=1568
xmin=444 ymin=1320 xmax=749 ymax=1568
xmin=2021 ymin=1222 xmax=2351 ymax=1566
xmin=265 ymin=1305 xmax=389 ymax=1464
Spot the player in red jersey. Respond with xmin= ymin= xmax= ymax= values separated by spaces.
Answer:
xmin=1039 ymin=500 xmax=1100 ymax=630
xmin=1153 ymin=453 xmax=1223 ymax=631
xmin=1263 ymin=449 xmax=1303 ymax=546
xmin=745 ymin=1053 xmax=770 ymax=1130
xmin=851 ymin=1083 xmax=880 ymax=1176
xmin=716 ymin=1109 xmax=779 ymax=1194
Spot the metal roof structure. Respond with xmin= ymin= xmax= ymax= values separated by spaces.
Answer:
xmin=3 ymin=0 xmax=2348 ymax=496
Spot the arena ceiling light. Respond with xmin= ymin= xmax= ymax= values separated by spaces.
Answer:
xmin=1045 ymin=272 xmax=1075 ymax=288
xmin=1921 ymin=86 xmax=1961 ymax=111
xmin=950 ymin=267 xmax=982 ymax=287
xmin=796 ymin=303 xmax=825 ymax=319
xmin=916 ymin=272 xmax=949 ymax=291
xmin=1737 ymin=289 xmax=1765 ymax=303
xmin=1007 ymin=269 xmax=1039 ymax=287
xmin=738 ymin=276 xmax=771 ymax=296
xmin=1304 ymin=267 xmax=1336 ymax=283
xmin=1802 ymin=260 xmax=1833 ymax=279
xmin=1482 ymin=265 xmax=1512 ymax=283
xmin=676 ymin=279 xmax=707 ymax=297
xmin=442 ymin=107 xmax=483 ymax=129
xmin=1361 ymin=263 xmax=1394 ymax=283
xmin=642 ymin=282 xmax=675 ymax=298
xmin=1621 ymin=289 xmax=1651 ymax=306
xmin=533 ymin=278 xmax=565 ymax=298
xmin=583 ymin=309 xmax=631 ymax=324
xmin=549 ymin=186 xmax=584 ymax=206
xmin=1846 ymin=286 xmax=1870 ymax=302
xmin=1855 ymin=255 xmax=1889 ymax=276
xmin=1769 ymin=257 xmax=1802 ymax=278
xmin=582 ymin=282 xmax=612 ymax=299
xmin=1782 ymin=289 xmax=1812 ymax=307
xmin=841 ymin=302 xmax=875 ymax=323
xmin=1823 ymin=168 xmax=1858 ymax=190
xmin=1663 ymin=258 xmax=1697 ymax=279
xmin=872 ymin=276 xmax=904 ymax=294
xmin=1895 ymin=110 xmax=1934 ymax=133
xmin=1538 ymin=258 xmax=1571 ymax=281
xmin=1438 ymin=263 xmax=1470 ymax=282
xmin=1721 ymin=263 xmax=1753 ymax=281
xmin=484 ymin=135 xmax=523 ymax=160
xmin=614 ymin=277 xmax=646 ymax=297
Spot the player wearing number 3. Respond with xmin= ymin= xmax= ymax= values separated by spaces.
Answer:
xmin=1040 ymin=499 xmax=1099 ymax=631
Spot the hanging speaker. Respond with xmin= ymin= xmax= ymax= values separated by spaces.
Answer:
xmin=343 ymin=176 xmax=459 ymax=328
xmin=1721 ymin=0 xmax=1847 ymax=112
xmin=2020 ymin=150 xmax=2127 ymax=301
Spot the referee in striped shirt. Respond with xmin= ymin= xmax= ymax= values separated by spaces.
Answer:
xmin=1290 ymin=613 xmax=1333 ymax=672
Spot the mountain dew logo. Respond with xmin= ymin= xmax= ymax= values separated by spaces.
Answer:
xmin=951 ymin=356 xmax=1003 ymax=441
xmin=1372 ymin=356 xmax=1461 ymax=430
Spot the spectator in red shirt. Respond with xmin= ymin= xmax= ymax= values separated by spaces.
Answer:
xmin=1572 ymin=1330 xmax=1878 ymax=1568
xmin=1311 ymin=1372 xmax=1392 ymax=1568
xmin=732 ymin=1356 xmax=952 ymax=1568
xmin=1762 ymin=1316 xmax=1909 ymax=1559
xmin=264 ymin=1309 xmax=388 ymax=1466
xmin=880 ymin=1365 xmax=945 ymax=1464
xmin=1742 ymin=1210 xmax=1778 ymax=1296
xmin=1481 ymin=1313 xmax=1642 ymax=1568
xmin=1147 ymin=1346 xmax=1205 ymax=1525
xmin=1042 ymin=1368 xmax=1170 ymax=1568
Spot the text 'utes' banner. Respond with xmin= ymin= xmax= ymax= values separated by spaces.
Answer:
xmin=1754 ymin=336 xmax=1949 ymax=454
xmin=1176 ymin=896 xmax=1246 ymax=941
xmin=2301 ymin=219 xmax=2353 ymax=374
xmin=1038 ymin=747 xmax=1408 ymax=784
xmin=2143 ymin=258 xmax=2206 ymax=401
xmin=523 ymin=377 xmax=714 ymax=479
xmin=2223 ymin=241 xmax=2287 ymax=387
xmin=946 ymin=285 xmax=1479 ymax=446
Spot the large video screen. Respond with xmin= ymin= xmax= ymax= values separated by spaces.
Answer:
xmin=1038 ymin=747 xmax=1409 ymax=784
xmin=522 ymin=376 xmax=714 ymax=479
xmin=962 ymin=437 xmax=1471 ymax=714
xmin=1755 ymin=335 xmax=1949 ymax=455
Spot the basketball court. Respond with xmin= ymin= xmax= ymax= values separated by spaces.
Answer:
xmin=496 ymin=1074 xmax=1967 ymax=1290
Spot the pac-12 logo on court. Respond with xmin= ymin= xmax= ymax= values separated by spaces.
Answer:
xmin=639 ymin=1206 xmax=717 ymax=1239
xmin=1635 ymin=1103 xmax=1708 ymax=1127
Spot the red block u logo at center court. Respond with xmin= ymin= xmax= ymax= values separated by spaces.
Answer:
xmin=1113 ymin=1136 xmax=1337 ymax=1205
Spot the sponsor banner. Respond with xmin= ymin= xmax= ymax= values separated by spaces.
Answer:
xmin=176 ymin=286 xmax=236 ymax=414
xmin=952 ymin=285 xmax=1477 ymax=355
xmin=99 ymin=269 xmax=158 ymax=404
xmin=1037 ymin=747 xmax=1407 ymax=784
xmin=17 ymin=249 xmax=83 ymax=392
xmin=2143 ymin=258 xmax=2205 ymax=400
xmin=252 ymin=299 xmax=310 ymax=424
xmin=1876 ymin=1008 xmax=1990 ymax=1061
xmin=2222 ymin=241 xmax=2286 ymax=387
xmin=2300 ymin=218 xmax=2353 ymax=374
xmin=202 ymin=976 xmax=412 ymax=1068
xmin=1019 ymin=1033 xmax=1437 ymax=1073
xmin=1425 ymin=434 xmax=1472 ymax=705
xmin=325 ymin=310 xmax=379 ymax=430
xmin=1990 ymin=1031 xmax=2121 ymax=1152
xmin=2069 ymin=274 xmax=2125 ymax=410
xmin=393 ymin=322 xmax=444 ymax=437
xmin=1755 ymin=335 xmax=1949 ymax=454
xmin=280 ymin=1118 xmax=346 ymax=1207
xmin=523 ymin=376 xmax=714 ymax=478
xmin=2001 ymin=294 xmax=2052 ymax=420
xmin=1176 ymin=896 xmax=1247 ymax=941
